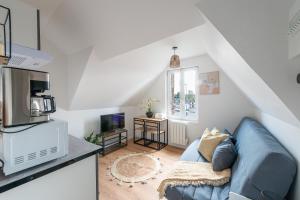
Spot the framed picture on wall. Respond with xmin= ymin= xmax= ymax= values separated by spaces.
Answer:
xmin=199 ymin=71 xmax=220 ymax=95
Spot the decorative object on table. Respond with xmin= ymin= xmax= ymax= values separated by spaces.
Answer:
xmin=155 ymin=113 xmax=165 ymax=119
xmin=84 ymin=131 xmax=101 ymax=145
xmin=141 ymin=98 xmax=159 ymax=118
xmin=169 ymin=46 xmax=180 ymax=68
xmin=199 ymin=71 xmax=220 ymax=95
xmin=146 ymin=111 xmax=153 ymax=118
xmin=110 ymin=153 xmax=161 ymax=183
xmin=0 ymin=5 xmax=11 ymax=65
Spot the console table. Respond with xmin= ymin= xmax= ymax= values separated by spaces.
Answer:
xmin=99 ymin=129 xmax=128 ymax=155
xmin=133 ymin=117 xmax=168 ymax=150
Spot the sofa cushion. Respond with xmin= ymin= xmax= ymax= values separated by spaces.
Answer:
xmin=212 ymin=138 xmax=237 ymax=171
xmin=181 ymin=139 xmax=207 ymax=162
xmin=198 ymin=128 xmax=228 ymax=161
xmin=230 ymin=117 xmax=297 ymax=200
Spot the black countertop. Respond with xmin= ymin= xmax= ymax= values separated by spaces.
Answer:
xmin=0 ymin=135 xmax=101 ymax=193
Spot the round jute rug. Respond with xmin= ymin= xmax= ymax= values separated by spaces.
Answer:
xmin=111 ymin=153 xmax=160 ymax=183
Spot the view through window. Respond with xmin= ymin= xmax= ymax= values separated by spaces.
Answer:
xmin=167 ymin=66 xmax=198 ymax=120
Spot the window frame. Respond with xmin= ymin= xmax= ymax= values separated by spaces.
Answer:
xmin=166 ymin=66 xmax=199 ymax=121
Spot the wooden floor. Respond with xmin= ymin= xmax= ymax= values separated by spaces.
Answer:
xmin=98 ymin=140 xmax=183 ymax=200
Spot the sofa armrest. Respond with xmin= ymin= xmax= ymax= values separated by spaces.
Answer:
xmin=229 ymin=192 xmax=252 ymax=200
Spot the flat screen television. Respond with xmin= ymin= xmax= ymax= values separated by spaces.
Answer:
xmin=100 ymin=113 xmax=125 ymax=133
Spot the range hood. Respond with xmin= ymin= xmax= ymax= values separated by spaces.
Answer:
xmin=0 ymin=7 xmax=52 ymax=69
xmin=7 ymin=43 xmax=52 ymax=68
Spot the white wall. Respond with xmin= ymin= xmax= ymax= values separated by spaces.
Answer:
xmin=69 ymin=27 xmax=207 ymax=110
xmin=0 ymin=0 xmax=37 ymax=49
xmin=195 ymin=2 xmax=300 ymax=198
xmin=41 ymin=37 xmax=69 ymax=110
xmin=43 ymin=0 xmax=204 ymax=56
xmin=256 ymin=112 xmax=300 ymax=200
xmin=41 ymin=34 xmax=140 ymax=140
xmin=52 ymin=106 xmax=139 ymax=139
xmin=139 ymin=72 xmax=166 ymax=114
xmin=39 ymin=23 xmax=144 ymax=140
xmin=143 ymin=55 xmax=255 ymax=142
xmin=67 ymin=47 xmax=93 ymax=108
xmin=197 ymin=0 xmax=300 ymax=127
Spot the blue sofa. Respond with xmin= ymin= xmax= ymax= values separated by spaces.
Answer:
xmin=165 ymin=117 xmax=296 ymax=200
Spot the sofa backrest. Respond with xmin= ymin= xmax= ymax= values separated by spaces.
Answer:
xmin=230 ymin=117 xmax=296 ymax=200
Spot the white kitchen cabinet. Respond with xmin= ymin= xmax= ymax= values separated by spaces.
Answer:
xmin=0 ymin=0 xmax=38 ymax=49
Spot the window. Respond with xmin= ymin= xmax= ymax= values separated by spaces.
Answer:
xmin=167 ymin=66 xmax=198 ymax=121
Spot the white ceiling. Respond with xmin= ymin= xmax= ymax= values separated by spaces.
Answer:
xmin=20 ymin=0 xmax=204 ymax=58
xmin=14 ymin=0 xmax=208 ymax=110
xmin=70 ymin=26 xmax=207 ymax=109
xmin=20 ymin=0 xmax=206 ymax=110
xmin=18 ymin=0 xmax=64 ymax=25
xmin=197 ymin=0 xmax=300 ymax=126
xmin=20 ymin=0 xmax=300 ymax=129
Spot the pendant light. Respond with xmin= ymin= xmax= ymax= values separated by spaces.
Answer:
xmin=169 ymin=46 xmax=180 ymax=68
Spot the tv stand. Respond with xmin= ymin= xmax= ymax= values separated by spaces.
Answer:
xmin=99 ymin=129 xmax=128 ymax=156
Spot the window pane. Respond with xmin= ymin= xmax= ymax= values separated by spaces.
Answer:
xmin=168 ymin=70 xmax=181 ymax=117
xmin=183 ymin=69 xmax=197 ymax=120
xmin=167 ymin=67 xmax=198 ymax=121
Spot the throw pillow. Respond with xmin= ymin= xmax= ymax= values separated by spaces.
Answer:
xmin=212 ymin=137 xmax=237 ymax=171
xmin=224 ymin=129 xmax=237 ymax=144
xmin=211 ymin=127 xmax=220 ymax=135
xmin=198 ymin=128 xmax=229 ymax=162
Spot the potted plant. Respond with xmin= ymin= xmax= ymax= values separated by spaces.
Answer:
xmin=84 ymin=131 xmax=102 ymax=145
xmin=141 ymin=98 xmax=159 ymax=118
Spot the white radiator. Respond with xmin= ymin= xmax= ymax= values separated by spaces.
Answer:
xmin=169 ymin=121 xmax=188 ymax=147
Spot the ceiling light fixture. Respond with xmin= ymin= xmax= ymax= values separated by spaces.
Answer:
xmin=169 ymin=46 xmax=180 ymax=68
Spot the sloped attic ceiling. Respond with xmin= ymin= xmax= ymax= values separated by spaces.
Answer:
xmin=196 ymin=0 xmax=300 ymax=127
xmin=22 ymin=0 xmax=204 ymax=57
xmin=70 ymin=27 xmax=207 ymax=110
xmin=18 ymin=0 xmax=64 ymax=26
xmin=18 ymin=0 xmax=300 ymax=128
xmin=19 ymin=0 xmax=206 ymax=110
